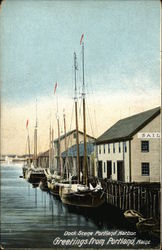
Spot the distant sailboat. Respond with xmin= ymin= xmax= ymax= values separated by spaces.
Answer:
xmin=60 ymin=36 xmax=104 ymax=207
xmin=25 ymin=100 xmax=45 ymax=183
xmin=22 ymin=119 xmax=31 ymax=177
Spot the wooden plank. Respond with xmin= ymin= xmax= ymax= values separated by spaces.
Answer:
xmin=128 ymin=185 xmax=131 ymax=209
xmin=146 ymin=189 xmax=149 ymax=218
xmin=158 ymin=191 xmax=160 ymax=218
xmin=122 ymin=185 xmax=125 ymax=210
xmin=138 ymin=187 xmax=140 ymax=212
xmin=106 ymin=181 xmax=108 ymax=203
xmin=113 ymin=184 xmax=115 ymax=205
xmin=149 ymin=191 xmax=152 ymax=217
xmin=115 ymin=184 xmax=118 ymax=206
xmin=119 ymin=184 xmax=122 ymax=209
xmin=153 ymin=194 xmax=156 ymax=218
xmin=125 ymin=185 xmax=128 ymax=210
xmin=133 ymin=187 xmax=136 ymax=210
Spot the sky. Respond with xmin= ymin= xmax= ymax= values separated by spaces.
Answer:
xmin=0 ymin=0 xmax=160 ymax=155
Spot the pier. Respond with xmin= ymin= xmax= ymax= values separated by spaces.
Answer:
xmin=101 ymin=179 xmax=160 ymax=219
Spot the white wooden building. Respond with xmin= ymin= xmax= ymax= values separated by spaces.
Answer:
xmin=95 ymin=107 xmax=160 ymax=183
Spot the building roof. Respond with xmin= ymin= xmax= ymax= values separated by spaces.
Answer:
xmin=37 ymin=150 xmax=49 ymax=158
xmin=96 ymin=107 xmax=160 ymax=144
xmin=61 ymin=142 xmax=94 ymax=157
xmin=54 ymin=129 xmax=95 ymax=142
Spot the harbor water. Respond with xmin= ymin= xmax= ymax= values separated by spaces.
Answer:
xmin=1 ymin=164 xmax=159 ymax=248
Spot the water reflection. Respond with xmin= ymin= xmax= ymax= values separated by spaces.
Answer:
xmin=28 ymin=182 xmax=30 ymax=198
xmin=35 ymin=188 xmax=37 ymax=207
xmin=64 ymin=203 xmax=133 ymax=230
xmin=49 ymin=194 xmax=54 ymax=223
xmin=1 ymin=164 xmax=159 ymax=248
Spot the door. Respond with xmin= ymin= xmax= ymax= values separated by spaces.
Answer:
xmin=117 ymin=161 xmax=124 ymax=181
xmin=98 ymin=161 xmax=103 ymax=179
xmin=107 ymin=161 xmax=112 ymax=179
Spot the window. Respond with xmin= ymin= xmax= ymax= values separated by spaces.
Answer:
xmin=73 ymin=132 xmax=76 ymax=139
xmin=98 ymin=145 xmax=101 ymax=154
xmin=103 ymin=144 xmax=105 ymax=154
xmin=141 ymin=162 xmax=150 ymax=176
xmin=113 ymin=143 xmax=115 ymax=153
xmin=104 ymin=162 xmax=106 ymax=173
xmin=113 ymin=162 xmax=115 ymax=174
xmin=119 ymin=142 xmax=121 ymax=153
xmin=108 ymin=143 xmax=110 ymax=153
xmin=141 ymin=141 xmax=149 ymax=152
xmin=123 ymin=141 xmax=127 ymax=153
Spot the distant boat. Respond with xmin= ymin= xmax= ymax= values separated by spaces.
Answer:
xmin=4 ymin=155 xmax=13 ymax=164
xmin=24 ymin=100 xmax=45 ymax=183
xmin=60 ymin=38 xmax=105 ymax=208
xmin=22 ymin=163 xmax=28 ymax=178
xmin=22 ymin=122 xmax=31 ymax=178
xmin=26 ymin=164 xmax=45 ymax=184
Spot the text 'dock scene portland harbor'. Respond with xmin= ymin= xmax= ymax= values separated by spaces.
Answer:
xmin=0 ymin=0 xmax=161 ymax=249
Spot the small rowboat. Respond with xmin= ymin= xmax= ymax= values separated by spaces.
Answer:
xmin=136 ymin=217 xmax=160 ymax=238
xmin=124 ymin=209 xmax=143 ymax=224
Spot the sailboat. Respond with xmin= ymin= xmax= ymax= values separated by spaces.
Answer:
xmin=44 ymin=87 xmax=67 ymax=196
xmin=22 ymin=119 xmax=31 ymax=177
xmin=60 ymin=36 xmax=105 ymax=207
xmin=25 ymin=100 xmax=45 ymax=184
xmin=49 ymin=111 xmax=73 ymax=196
xmin=39 ymin=129 xmax=53 ymax=191
xmin=44 ymin=125 xmax=55 ymax=190
xmin=49 ymin=112 xmax=63 ymax=195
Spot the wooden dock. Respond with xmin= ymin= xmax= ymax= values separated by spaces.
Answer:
xmin=100 ymin=179 xmax=160 ymax=219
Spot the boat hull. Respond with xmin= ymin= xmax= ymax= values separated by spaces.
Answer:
xmin=26 ymin=172 xmax=46 ymax=184
xmin=60 ymin=188 xmax=105 ymax=208
xmin=22 ymin=166 xmax=28 ymax=178
xmin=50 ymin=183 xmax=60 ymax=196
xmin=47 ymin=180 xmax=52 ymax=189
xmin=39 ymin=178 xmax=48 ymax=191
xmin=50 ymin=181 xmax=70 ymax=196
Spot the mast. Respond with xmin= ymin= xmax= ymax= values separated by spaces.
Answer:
xmin=57 ymin=114 xmax=62 ymax=176
xmin=49 ymin=124 xmax=52 ymax=171
xmin=51 ymin=127 xmax=54 ymax=172
xmin=55 ymin=82 xmax=62 ymax=176
xmin=74 ymin=52 xmax=80 ymax=183
xmin=63 ymin=111 xmax=68 ymax=178
xmin=26 ymin=119 xmax=31 ymax=168
xmin=34 ymin=99 xmax=38 ymax=167
xmin=81 ymin=41 xmax=88 ymax=186
xmin=27 ymin=132 xmax=31 ymax=168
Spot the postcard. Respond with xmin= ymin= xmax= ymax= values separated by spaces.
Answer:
xmin=0 ymin=0 xmax=161 ymax=249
